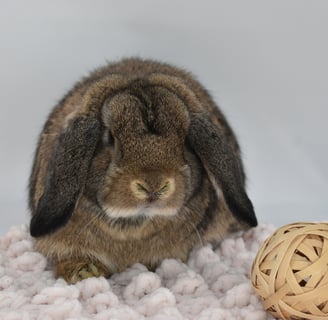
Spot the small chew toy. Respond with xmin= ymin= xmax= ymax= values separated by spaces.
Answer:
xmin=251 ymin=222 xmax=328 ymax=320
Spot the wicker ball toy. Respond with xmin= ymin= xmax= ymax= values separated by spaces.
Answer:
xmin=251 ymin=222 xmax=328 ymax=320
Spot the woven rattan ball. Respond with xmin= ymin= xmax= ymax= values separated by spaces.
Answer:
xmin=251 ymin=222 xmax=328 ymax=320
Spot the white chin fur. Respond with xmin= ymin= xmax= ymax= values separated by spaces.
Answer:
xmin=105 ymin=206 xmax=179 ymax=219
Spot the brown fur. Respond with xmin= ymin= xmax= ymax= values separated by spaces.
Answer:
xmin=29 ymin=58 xmax=257 ymax=283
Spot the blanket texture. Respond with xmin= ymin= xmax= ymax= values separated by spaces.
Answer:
xmin=0 ymin=224 xmax=275 ymax=320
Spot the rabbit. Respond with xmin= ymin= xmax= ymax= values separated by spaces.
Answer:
xmin=29 ymin=57 xmax=257 ymax=283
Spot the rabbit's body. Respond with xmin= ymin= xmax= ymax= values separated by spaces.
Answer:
xmin=29 ymin=58 xmax=257 ymax=283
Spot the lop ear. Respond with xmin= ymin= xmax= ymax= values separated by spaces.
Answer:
xmin=187 ymin=113 xmax=257 ymax=227
xmin=30 ymin=116 xmax=101 ymax=237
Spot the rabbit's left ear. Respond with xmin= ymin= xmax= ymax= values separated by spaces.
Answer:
xmin=187 ymin=113 xmax=257 ymax=227
xmin=30 ymin=116 xmax=101 ymax=237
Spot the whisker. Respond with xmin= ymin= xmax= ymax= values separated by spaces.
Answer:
xmin=173 ymin=210 xmax=205 ymax=248
xmin=188 ymin=221 xmax=204 ymax=247
xmin=75 ymin=209 xmax=103 ymax=239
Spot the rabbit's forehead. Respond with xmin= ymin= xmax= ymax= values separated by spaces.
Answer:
xmin=102 ymin=86 xmax=189 ymax=138
xmin=120 ymin=135 xmax=185 ymax=170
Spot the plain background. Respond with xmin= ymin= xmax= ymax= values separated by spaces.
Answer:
xmin=1 ymin=0 xmax=327 ymax=235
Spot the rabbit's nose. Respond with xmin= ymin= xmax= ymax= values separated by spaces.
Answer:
xmin=130 ymin=178 xmax=175 ymax=201
xmin=146 ymin=191 xmax=159 ymax=203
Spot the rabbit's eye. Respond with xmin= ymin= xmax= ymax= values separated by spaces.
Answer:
xmin=107 ymin=131 xmax=115 ymax=147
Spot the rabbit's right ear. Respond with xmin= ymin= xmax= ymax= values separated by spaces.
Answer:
xmin=30 ymin=116 xmax=101 ymax=237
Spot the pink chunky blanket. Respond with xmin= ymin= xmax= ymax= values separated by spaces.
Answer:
xmin=0 ymin=224 xmax=275 ymax=320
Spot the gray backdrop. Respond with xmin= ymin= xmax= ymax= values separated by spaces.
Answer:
xmin=1 ymin=0 xmax=327 ymax=235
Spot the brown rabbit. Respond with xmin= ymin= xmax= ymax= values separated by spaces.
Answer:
xmin=29 ymin=58 xmax=257 ymax=283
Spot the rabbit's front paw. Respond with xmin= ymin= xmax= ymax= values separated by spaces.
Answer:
xmin=55 ymin=259 xmax=109 ymax=284
xmin=77 ymin=263 xmax=101 ymax=280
